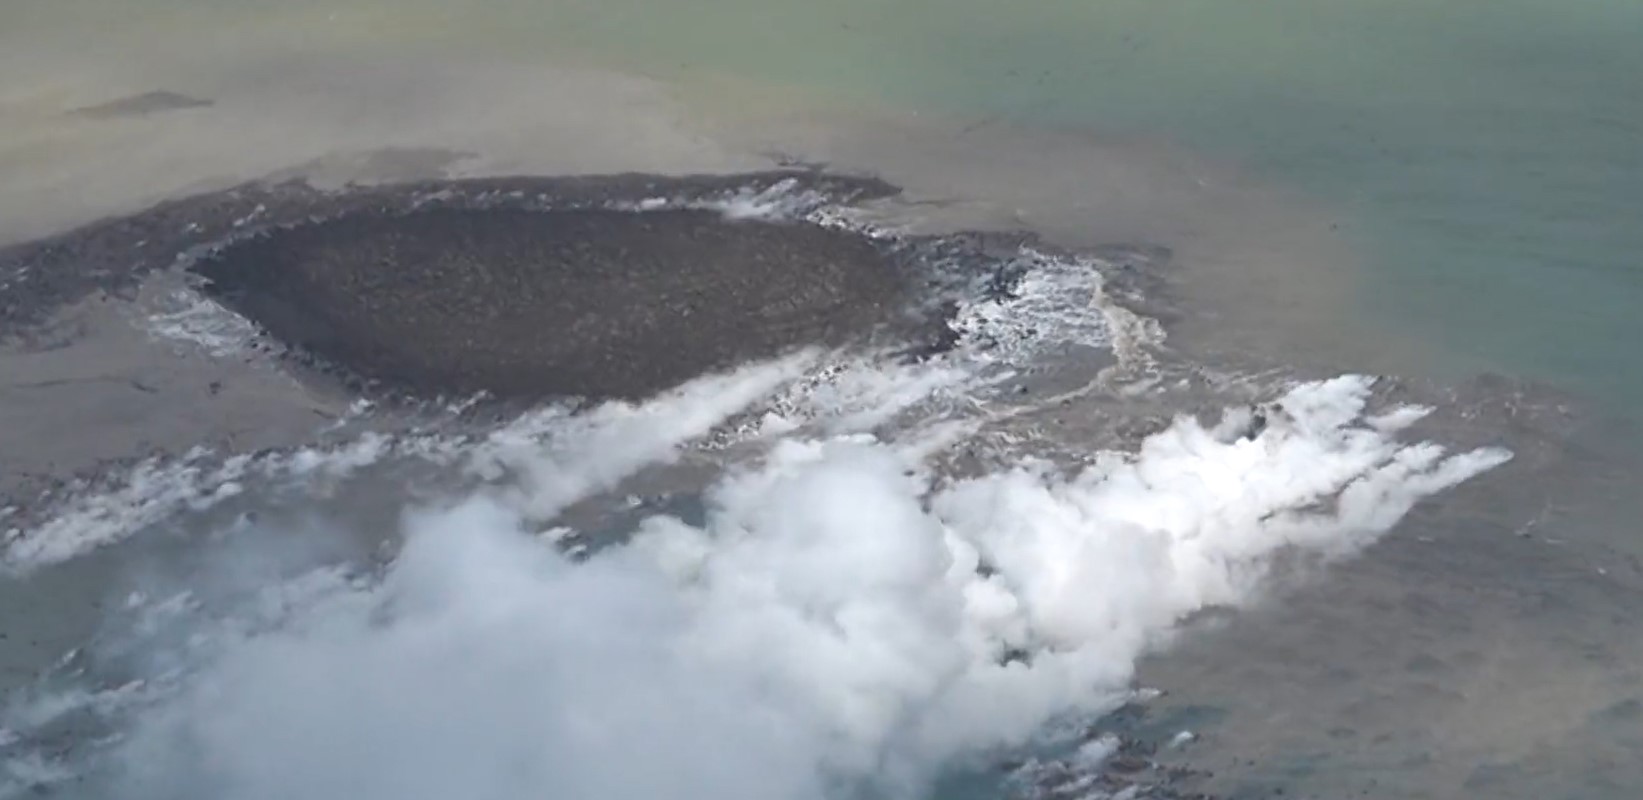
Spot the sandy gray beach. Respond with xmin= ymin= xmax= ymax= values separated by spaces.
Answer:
xmin=4 ymin=5 xmax=1643 ymax=800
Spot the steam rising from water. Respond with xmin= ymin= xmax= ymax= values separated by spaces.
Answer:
xmin=0 ymin=221 xmax=1509 ymax=797
xmin=6 ymin=360 xmax=1505 ymax=800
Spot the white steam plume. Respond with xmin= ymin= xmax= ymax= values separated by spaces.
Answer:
xmin=89 ymin=370 xmax=1507 ymax=800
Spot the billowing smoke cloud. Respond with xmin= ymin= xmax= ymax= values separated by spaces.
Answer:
xmin=83 ymin=365 xmax=1507 ymax=800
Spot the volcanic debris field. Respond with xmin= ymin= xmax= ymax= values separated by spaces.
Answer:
xmin=0 ymin=171 xmax=1240 ymax=799
xmin=2 ymin=171 xmax=992 ymax=402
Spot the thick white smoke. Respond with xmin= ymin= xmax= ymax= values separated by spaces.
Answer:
xmin=91 ymin=362 xmax=1508 ymax=800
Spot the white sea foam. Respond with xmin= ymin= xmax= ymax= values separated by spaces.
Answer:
xmin=703 ymin=179 xmax=834 ymax=221
xmin=603 ymin=178 xmax=834 ymax=223
xmin=2 ymin=356 xmax=810 ymax=570
xmin=950 ymin=251 xmax=1115 ymax=359
xmin=140 ymin=289 xmax=262 ymax=357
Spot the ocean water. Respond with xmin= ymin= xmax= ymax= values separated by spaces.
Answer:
xmin=500 ymin=0 xmax=1643 ymax=412
xmin=3 ymin=2 xmax=1642 ymax=799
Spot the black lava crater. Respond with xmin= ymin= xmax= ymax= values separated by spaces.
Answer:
xmin=2 ymin=172 xmax=1086 ymax=404
xmin=194 ymin=204 xmax=908 ymax=400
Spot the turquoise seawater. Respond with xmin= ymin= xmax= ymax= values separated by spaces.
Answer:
xmin=482 ymin=0 xmax=1643 ymax=410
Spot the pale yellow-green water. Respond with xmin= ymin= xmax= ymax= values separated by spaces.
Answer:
xmin=462 ymin=0 xmax=1643 ymax=408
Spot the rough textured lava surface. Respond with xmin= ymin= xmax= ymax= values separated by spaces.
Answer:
xmin=0 ymin=171 xmax=939 ymax=402
xmin=195 ymin=205 xmax=906 ymax=400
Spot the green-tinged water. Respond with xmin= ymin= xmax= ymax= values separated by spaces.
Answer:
xmin=459 ymin=0 xmax=1643 ymax=410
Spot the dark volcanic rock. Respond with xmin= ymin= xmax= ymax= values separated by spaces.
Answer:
xmin=0 ymin=171 xmax=901 ymax=342
xmin=69 ymin=90 xmax=214 ymax=118
xmin=0 ymin=171 xmax=1065 ymax=404
xmin=193 ymin=206 xmax=907 ymax=400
